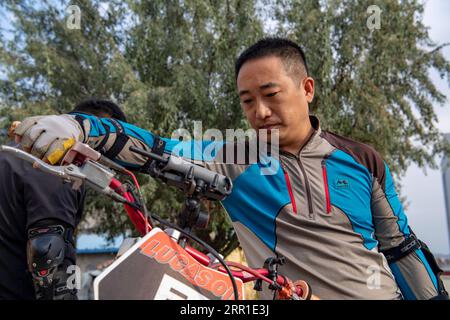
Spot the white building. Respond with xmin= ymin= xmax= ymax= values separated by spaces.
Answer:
xmin=75 ymin=233 xmax=122 ymax=300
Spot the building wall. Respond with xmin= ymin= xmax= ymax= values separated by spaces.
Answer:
xmin=442 ymin=134 xmax=450 ymax=253
xmin=76 ymin=253 xmax=116 ymax=275
xmin=76 ymin=252 xmax=117 ymax=300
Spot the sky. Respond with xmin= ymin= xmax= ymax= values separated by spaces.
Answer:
xmin=401 ymin=0 xmax=450 ymax=255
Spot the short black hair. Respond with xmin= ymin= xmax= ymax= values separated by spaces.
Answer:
xmin=235 ymin=37 xmax=309 ymax=82
xmin=71 ymin=99 xmax=127 ymax=122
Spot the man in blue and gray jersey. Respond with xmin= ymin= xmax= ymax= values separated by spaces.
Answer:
xmin=12 ymin=38 xmax=448 ymax=300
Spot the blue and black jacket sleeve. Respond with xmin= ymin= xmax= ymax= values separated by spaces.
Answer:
xmin=70 ymin=112 xmax=225 ymax=171
xmin=371 ymin=159 xmax=447 ymax=300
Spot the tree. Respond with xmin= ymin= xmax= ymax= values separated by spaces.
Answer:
xmin=0 ymin=0 xmax=147 ymax=240
xmin=0 ymin=0 xmax=263 ymax=256
xmin=123 ymin=0 xmax=263 ymax=255
xmin=275 ymin=0 xmax=450 ymax=175
xmin=1 ymin=0 xmax=449 ymax=255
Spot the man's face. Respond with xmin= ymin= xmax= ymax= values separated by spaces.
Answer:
xmin=237 ymin=56 xmax=314 ymax=148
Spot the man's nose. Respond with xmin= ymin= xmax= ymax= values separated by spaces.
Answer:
xmin=255 ymin=99 xmax=272 ymax=120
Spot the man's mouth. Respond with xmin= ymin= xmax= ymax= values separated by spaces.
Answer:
xmin=259 ymin=123 xmax=281 ymax=130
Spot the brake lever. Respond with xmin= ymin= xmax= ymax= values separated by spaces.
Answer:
xmin=0 ymin=145 xmax=121 ymax=200
xmin=0 ymin=145 xmax=75 ymax=181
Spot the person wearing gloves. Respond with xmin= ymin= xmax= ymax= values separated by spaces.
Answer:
xmin=11 ymin=39 xmax=448 ymax=300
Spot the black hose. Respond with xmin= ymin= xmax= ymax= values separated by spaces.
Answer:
xmin=122 ymin=200 xmax=239 ymax=300
xmin=125 ymin=181 xmax=155 ymax=229
xmin=152 ymin=215 xmax=240 ymax=300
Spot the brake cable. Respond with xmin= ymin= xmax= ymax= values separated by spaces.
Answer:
xmin=120 ymin=198 xmax=240 ymax=300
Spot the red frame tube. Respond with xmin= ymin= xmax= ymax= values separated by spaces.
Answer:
xmin=110 ymin=178 xmax=211 ymax=266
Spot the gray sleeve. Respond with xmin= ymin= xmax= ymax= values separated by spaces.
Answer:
xmin=371 ymin=167 xmax=440 ymax=300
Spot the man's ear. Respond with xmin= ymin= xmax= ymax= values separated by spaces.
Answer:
xmin=302 ymin=77 xmax=315 ymax=103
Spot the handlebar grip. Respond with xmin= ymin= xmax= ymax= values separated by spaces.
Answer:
xmin=129 ymin=146 xmax=168 ymax=164
xmin=99 ymin=155 xmax=128 ymax=174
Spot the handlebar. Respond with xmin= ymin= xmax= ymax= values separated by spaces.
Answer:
xmin=129 ymin=146 xmax=233 ymax=201
xmin=0 ymin=145 xmax=73 ymax=179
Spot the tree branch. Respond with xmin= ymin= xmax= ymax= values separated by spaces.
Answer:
xmin=426 ymin=43 xmax=450 ymax=55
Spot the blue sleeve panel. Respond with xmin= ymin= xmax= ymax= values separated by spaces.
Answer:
xmin=415 ymin=249 xmax=439 ymax=290
xmin=389 ymin=248 xmax=439 ymax=300
xmin=76 ymin=113 xmax=225 ymax=163
xmin=384 ymin=162 xmax=439 ymax=299
xmin=389 ymin=261 xmax=417 ymax=300
xmin=222 ymin=161 xmax=290 ymax=251
xmin=383 ymin=162 xmax=410 ymax=236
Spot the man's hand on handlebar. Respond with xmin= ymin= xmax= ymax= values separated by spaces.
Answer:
xmin=13 ymin=115 xmax=84 ymax=164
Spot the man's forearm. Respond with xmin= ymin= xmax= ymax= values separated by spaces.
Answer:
xmin=388 ymin=249 xmax=440 ymax=300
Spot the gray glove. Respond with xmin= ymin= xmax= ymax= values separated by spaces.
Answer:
xmin=13 ymin=114 xmax=85 ymax=164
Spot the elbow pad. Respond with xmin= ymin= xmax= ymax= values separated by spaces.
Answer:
xmin=381 ymin=234 xmax=421 ymax=264
xmin=27 ymin=224 xmax=77 ymax=300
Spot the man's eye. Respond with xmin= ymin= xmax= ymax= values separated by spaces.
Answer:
xmin=266 ymin=92 xmax=279 ymax=97
xmin=243 ymin=99 xmax=252 ymax=104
